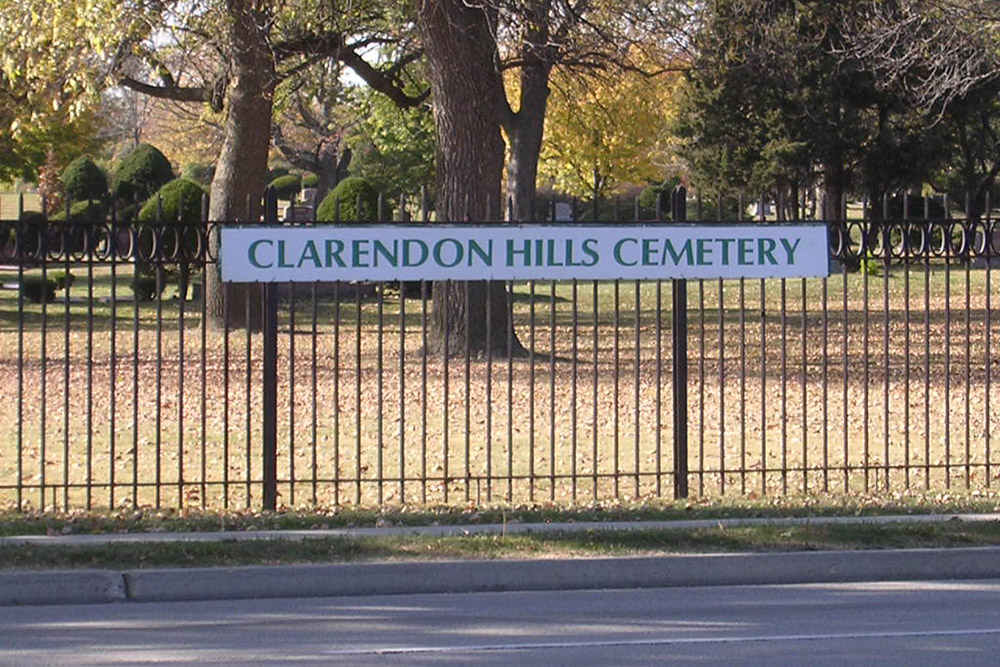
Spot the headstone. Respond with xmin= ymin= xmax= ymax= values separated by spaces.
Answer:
xmin=554 ymin=202 xmax=573 ymax=222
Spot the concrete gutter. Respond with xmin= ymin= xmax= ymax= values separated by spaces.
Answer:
xmin=5 ymin=547 xmax=1000 ymax=607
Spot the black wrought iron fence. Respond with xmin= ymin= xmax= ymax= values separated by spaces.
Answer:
xmin=0 ymin=192 xmax=997 ymax=510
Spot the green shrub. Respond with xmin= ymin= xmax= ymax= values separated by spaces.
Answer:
xmin=19 ymin=275 xmax=56 ymax=304
xmin=267 ymin=166 xmax=290 ymax=182
xmin=316 ymin=177 xmax=380 ymax=222
xmin=301 ymin=173 xmax=320 ymax=189
xmin=878 ymin=194 xmax=947 ymax=220
xmin=50 ymin=200 xmax=107 ymax=222
xmin=112 ymin=143 xmax=174 ymax=203
xmin=62 ymin=157 xmax=108 ymax=203
xmin=18 ymin=210 xmax=47 ymax=224
xmin=182 ymin=163 xmax=215 ymax=186
xmin=138 ymin=178 xmax=206 ymax=223
xmin=269 ymin=174 xmax=302 ymax=200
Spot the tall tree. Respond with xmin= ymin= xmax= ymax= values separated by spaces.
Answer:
xmin=539 ymin=62 xmax=679 ymax=200
xmin=498 ymin=0 xmax=691 ymax=220
xmin=675 ymin=0 xmax=944 ymax=219
xmin=417 ymin=0 xmax=524 ymax=355
xmin=272 ymin=63 xmax=358 ymax=207
xmin=8 ymin=0 xmax=424 ymax=327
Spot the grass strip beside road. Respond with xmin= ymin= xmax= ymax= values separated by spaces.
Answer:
xmin=4 ymin=521 xmax=1000 ymax=570
xmin=5 ymin=493 xmax=1000 ymax=537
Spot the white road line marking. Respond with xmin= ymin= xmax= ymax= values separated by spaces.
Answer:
xmin=322 ymin=628 xmax=1000 ymax=656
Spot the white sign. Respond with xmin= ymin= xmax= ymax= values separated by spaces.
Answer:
xmin=220 ymin=224 xmax=830 ymax=282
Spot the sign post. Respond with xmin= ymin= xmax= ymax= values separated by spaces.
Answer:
xmin=671 ymin=186 xmax=689 ymax=499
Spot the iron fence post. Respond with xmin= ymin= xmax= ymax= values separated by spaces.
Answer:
xmin=672 ymin=186 xmax=689 ymax=499
xmin=262 ymin=188 xmax=279 ymax=510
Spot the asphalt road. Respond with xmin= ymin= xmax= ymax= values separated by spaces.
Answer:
xmin=3 ymin=579 xmax=1000 ymax=666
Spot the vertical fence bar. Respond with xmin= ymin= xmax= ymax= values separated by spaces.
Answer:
xmin=442 ymin=280 xmax=450 ymax=503
xmin=222 ymin=268 xmax=231 ymax=508
xmin=780 ymin=278 xmax=787 ymax=494
xmin=63 ymin=225 xmax=71 ymax=508
xmin=612 ymin=279 xmax=619 ymax=498
xmin=964 ymin=221 xmax=972 ymax=489
xmin=551 ymin=281 xmax=558 ymax=500
xmin=377 ymin=280 xmax=385 ymax=504
xmin=862 ymin=230 xmax=870 ymax=491
xmin=289 ymin=283 xmax=297 ymax=506
xmin=904 ymin=217 xmax=912 ymax=488
xmin=986 ymin=210 xmax=993 ymax=487
xmin=155 ymin=247 xmax=163 ymax=507
xmin=821 ymin=271 xmax=829 ymax=492
xmin=261 ymin=192 xmax=279 ymax=511
xmin=262 ymin=281 xmax=278 ymax=511
xmin=355 ymin=284 xmax=363 ymax=504
xmin=761 ymin=277 xmax=768 ymax=494
xmin=39 ymin=220 xmax=47 ymax=509
xmin=719 ymin=277 xmax=726 ymax=495
xmin=529 ymin=279 xmax=536 ymax=501
xmin=671 ymin=186 xmax=689 ymax=499
xmin=801 ymin=278 xmax=808 ymax=493
xmin=199 ymin=242 xmax=208 ymax=508
xmin=464 ymin=283 xmax=471 ymax=501
xmin=485 ymin=282 xmax=493 ymax=500
xmin=739 ymin=277 xmax=747 ymax=494
xmin=507 ymin=279 xmax=515 ymax=501
xmin=177 ymin=243 xmax=186 ymax=509
xmin=924 ymin=218 xmax=932 ymax=488
xmin=634 ymin=280 xmax=641 ymax=496
xmin=592 ymin=280 xmax=599 ymax=499
xmin=883 ymin=221 xmax=891 ymax=490
xmin=333 ymin=281 xmax=342 ymax=507
xmin=399 ymin=282 xmax=407 ymax=503
xmin=843 ymin=243 xmax=850 ymax=492
xmin=86 ymin=224 xmax=95 ymax=509
xmin=15 ymin=212 xmax=24 ymax=509
xmin=697 ymin=279 xmax=705 ymax=495
xmin=655 ymin=279 xmax=663 ymax=497
xmin=571 ymin=279 xmax=579 ymax=500
xmin=945 ymin=217 xmax=952 ymax=488
xmin=312 ymin=283 xmax=319 ymax=505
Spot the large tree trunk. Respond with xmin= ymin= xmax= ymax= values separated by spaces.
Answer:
xmin=503 ymin=67 xmax=550 ymax=222
xmin=502 ymin=3 xmax=553 ymax=223
xmin=821 ymin=159 xmax=847 ymax=221
xmin=205 ymin=0 xmax=275 ymax=331
xmin=419 ymin=0 xmax=526 ymax=357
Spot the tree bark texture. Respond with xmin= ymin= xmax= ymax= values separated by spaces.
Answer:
xmin=206 ymin=0 xmax=275 ymax=331
xmin=502 ymin=0 xmax=553 ymax=223
xmin=418 ymin=0 xmax=526 ymax=356
xmin=504 ymin=65 xmax=551 ymax=222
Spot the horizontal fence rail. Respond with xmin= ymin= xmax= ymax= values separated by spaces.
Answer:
xmin=0 ymin=202 xmax=997 ymax=510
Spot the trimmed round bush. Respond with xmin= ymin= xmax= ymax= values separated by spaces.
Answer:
xmin=182 ymin=162 xmax=215 ymax=186
xmin=269 ymin=174 xmax=302 ymax=200
xmin=18 ymin=210 xmax=47 ymax=224
xmin=301 ymin=173 xmax=320 ymax=189
xmin=267 ymin=166 xmax=290 ymax=182
xmin=62 ymin=157 xmax=108 ymax=203
xmin=112 ymin=143 xmax=174 ymax=203
xmin=316 ymin=177 xmax=379 ymax=222
xmin=50 ymin=200 xmax=107 ymax=222
xmin=138 ymin=178 xmax=206 ymax=223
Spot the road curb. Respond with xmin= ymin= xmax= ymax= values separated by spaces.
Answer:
xmin=118 ymin=547 xmax=1000 ymax=603
xmin=0 ymin=546 xmax=929 ymax=604
xmin=0 ymin=570 xmax=126 ymax=606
